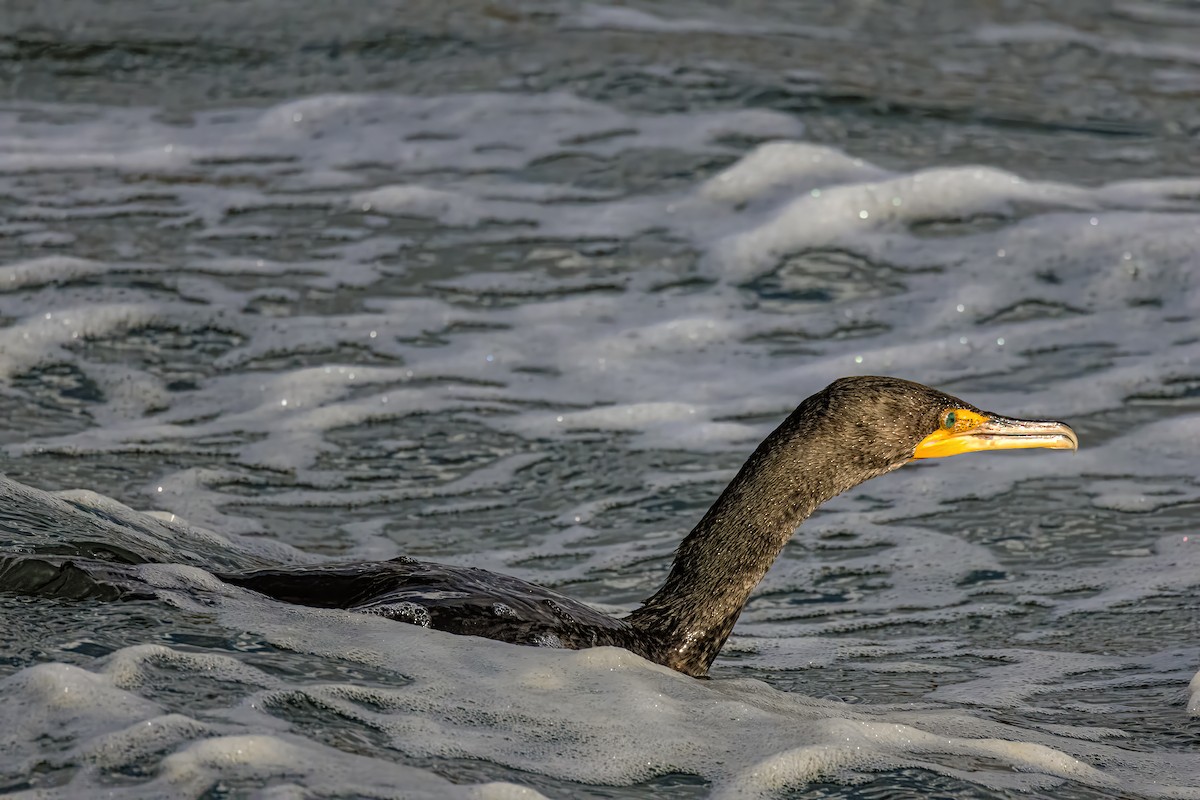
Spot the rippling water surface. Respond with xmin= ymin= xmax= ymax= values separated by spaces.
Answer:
xmin=2 ymin=2 xmax=1200 ymax=798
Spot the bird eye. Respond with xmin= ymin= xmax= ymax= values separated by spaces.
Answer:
xmin=943 ymin=411 xmax=957 ymax=429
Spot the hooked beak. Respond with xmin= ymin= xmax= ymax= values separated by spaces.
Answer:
xmin=912 ymin=412 xmax=1079 ymax=460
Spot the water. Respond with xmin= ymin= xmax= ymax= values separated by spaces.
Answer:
xmin=2 ymin=1 xmax=1199 ymax=797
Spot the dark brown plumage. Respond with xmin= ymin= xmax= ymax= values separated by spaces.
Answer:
xmin=0 ymin=377 xmax=1076 ymax=677
xmin=221 ymin=376 xmax=1077 ymax=676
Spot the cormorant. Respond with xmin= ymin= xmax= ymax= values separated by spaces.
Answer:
xmin=218 ymin=376 xmax=1078 ymax=677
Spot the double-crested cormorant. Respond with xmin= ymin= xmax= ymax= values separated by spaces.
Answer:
xmin=219 ymin=377 xmax=1078 ymax=677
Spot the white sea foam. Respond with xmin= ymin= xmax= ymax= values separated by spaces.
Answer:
xmin=8 ymin=557 xmax=1200 ymax=798
xmin=0 ymin=660 xmax=539 ymax=800
xmin=2 ymin=87 xmax=1199 ymax=797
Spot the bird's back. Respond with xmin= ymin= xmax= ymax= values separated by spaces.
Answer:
xmin=220 ymin=557 xmax=638 ymax=652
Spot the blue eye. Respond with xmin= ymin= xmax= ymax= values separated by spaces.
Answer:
xmin=943 ymin=411 xmax=957 ymax=429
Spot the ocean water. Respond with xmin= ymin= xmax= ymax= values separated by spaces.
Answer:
xmin=2 ymin=1 xmax=1200 ymax=798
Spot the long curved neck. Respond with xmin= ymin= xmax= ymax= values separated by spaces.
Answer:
xmin=626 ymin=401 xmax=893 ymax=676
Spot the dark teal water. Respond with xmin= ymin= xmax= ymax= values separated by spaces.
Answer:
xmin=2 ymin=2 xmax=1199 ymax=798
